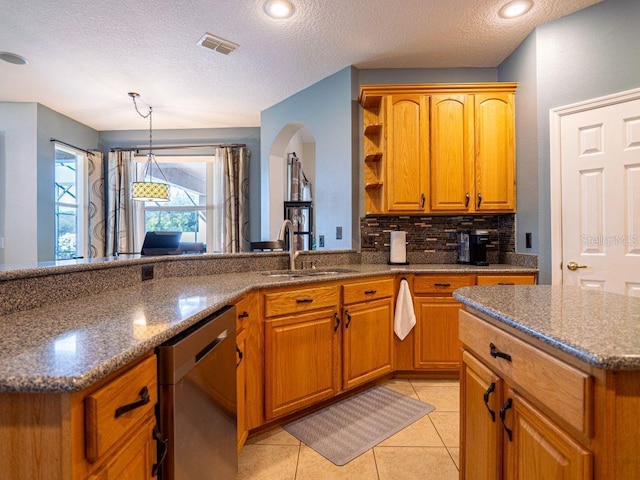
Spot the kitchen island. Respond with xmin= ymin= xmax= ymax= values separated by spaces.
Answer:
xmin=454 ymin=285 xmax=640 ymax=480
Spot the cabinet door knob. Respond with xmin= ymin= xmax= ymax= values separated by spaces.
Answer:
xmin=236 ymin=345 xmax=244 ymax=367
xmin=333 ymin=313 xmax=340 ymax=332
xmin=465 ymin=193 xmax=470 ymax=208
xmin=421 ymin=193 xmax=426 ymax=209
xmin=345 ymin=310 xmax=352 ymax=328
xmin=499 ymin=398 xmax=513 ymax=441
xmin=483 ymin=382 xmax=496 ymax=422
xmin=477 ymin=193 xmax=482 ymax=209
xmin=152 ymin=426 xmax=169 ymax=477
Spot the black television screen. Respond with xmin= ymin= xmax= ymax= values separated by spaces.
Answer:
xmin=140 ymin=231 xmax=182 ymax=256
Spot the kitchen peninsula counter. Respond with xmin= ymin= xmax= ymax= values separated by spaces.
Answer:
xmin=454 ymin=285 xmax=640 ymax=370
xmin=0 ymin=262 xmax=536 ymax=393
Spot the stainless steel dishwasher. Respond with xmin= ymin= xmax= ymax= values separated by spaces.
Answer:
xmin=157 ymin=305 xmax=237 ymax=480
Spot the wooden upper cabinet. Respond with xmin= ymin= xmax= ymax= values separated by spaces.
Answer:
xmin=430 ymin=94 xmax=474 ymax=212
xmin=359 ymin=83 xmax=517 ymax=215
xmin=474 ymin=92 xmax=516 ymax=212
xmin=385 ymin=94 xmax=429 ymax=213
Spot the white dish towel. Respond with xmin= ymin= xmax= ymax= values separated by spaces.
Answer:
xmin=394 ymin=278 xmax=416 ymax=340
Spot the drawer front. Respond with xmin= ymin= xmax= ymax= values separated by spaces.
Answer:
xmin=459 ymin=310 xmax=593 ymax=436
xmin=343 ymin=278 xmax=394 ymax=305
xmin=414 ymin=274 xmax=474 ymax=295
xmin=476 ymin=275 xmax=536 ymax=285
xmin=264 ymin=285 xmax=340 ymax=317
xmin=85 ymin=355 xmax=158 ymax=463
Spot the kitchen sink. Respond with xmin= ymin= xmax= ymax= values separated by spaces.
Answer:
xmin=261 ymin=268 xmax=356 ymax=278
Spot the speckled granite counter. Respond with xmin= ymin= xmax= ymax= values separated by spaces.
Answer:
xmin=0 ymin=263 xmax=536 ymax=393
xmin=454 ymin=285 xmax=640 ymax=370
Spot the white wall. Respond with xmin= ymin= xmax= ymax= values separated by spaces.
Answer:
xmin=0 ymin=103 xmax=38 ymax=264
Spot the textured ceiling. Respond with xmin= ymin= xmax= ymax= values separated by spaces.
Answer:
xmin=0 ymin=0 xmax=601 ymax=131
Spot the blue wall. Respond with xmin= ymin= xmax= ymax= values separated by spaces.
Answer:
xmin=499 ymin=0 xmax=640 ymax=283
xmin=261 ymin=67 xmax=357 ymax=250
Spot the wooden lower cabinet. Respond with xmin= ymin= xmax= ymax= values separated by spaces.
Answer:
xmin=89 ymin=417 xmax=157 ymax=480
xmin=264 ymin=307 xmax=340 ymax=420
xmin=504 ymin=389 xmax=592 ymax=480
xmin=460 ymin=309 xmax=595 ymax=480
xmin=414 ymin=297 xmax=462 ymax=370
xmin=0 ymin=353 xmax=159 ymax=480
xmin=461 ymin=352 xmax=502 ymax=480
xmin=342 ymin=297 xmax=394 ymax=390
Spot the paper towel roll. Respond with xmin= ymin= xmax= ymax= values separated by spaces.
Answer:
xmin=390 ymin=231 xmax=407 ymax=264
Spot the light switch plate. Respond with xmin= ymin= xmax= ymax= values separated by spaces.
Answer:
xmin=319 ymin=235 xmax=325 ymax=248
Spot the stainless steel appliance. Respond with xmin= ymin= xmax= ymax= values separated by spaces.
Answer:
xmin=157 ymin=306 xmax=237 ymax=480
xmin=469 ymin=229 xmax=490 ymax=266
xmin=457 ymin=232 xmax=470 ymax=264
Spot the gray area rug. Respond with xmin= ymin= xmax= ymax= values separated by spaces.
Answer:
xmin=283 ymin=385 xmax=435 ymax=466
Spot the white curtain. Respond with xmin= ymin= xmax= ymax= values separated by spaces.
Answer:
xmin=86 ymin=150 xmax=106 ymax=258
xmin=106 ymin=151 xmax=139 ymax=255
xmin=215 ymin=146 xmax=250 ymax=253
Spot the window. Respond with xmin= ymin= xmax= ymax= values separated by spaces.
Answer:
xmin=135 ymin=155 xmax=225 ymax=253
xmin=54 ymin=145 xmax=86 ymax=260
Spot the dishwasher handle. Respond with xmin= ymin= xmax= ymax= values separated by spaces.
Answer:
xmin=195 ymin=330 xmax=228 ymax=363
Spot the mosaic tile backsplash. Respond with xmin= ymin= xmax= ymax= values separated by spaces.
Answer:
xmin=360 ymin=214 xmax=516 ymax=262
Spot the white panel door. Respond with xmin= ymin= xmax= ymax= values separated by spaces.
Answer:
xmin=560 ymin=98 xmax=640 ymax=295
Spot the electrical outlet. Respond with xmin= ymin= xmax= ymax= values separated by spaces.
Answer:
xmin=141 ymin=265 xmax=154 ymax=281
xmin=336 ymin=226 xmax=342 ymax=240
xmin=318 ymin=235 xmax=325 ymax=248
xmin=525 ymin=232 xmax=532 ymax=249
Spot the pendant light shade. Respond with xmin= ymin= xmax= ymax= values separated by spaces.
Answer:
xmin=132 ymin=180 xmax=170 ymax=201
xmin=128 ymin=92 xmax=170 ymax=202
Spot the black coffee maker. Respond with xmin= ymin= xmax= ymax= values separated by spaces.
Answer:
xmin=469 ymin=229 xmax=490 ymax=266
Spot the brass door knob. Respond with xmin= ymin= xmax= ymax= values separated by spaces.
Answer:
xmin=567 ymin=261 xmax=587 ymax=271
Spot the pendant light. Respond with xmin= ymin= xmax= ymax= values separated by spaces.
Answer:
xmin=129 ymin=92 xmax=170 ymax=202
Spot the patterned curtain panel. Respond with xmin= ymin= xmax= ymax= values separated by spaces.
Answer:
xmin=86 ymin=150 xmax=106 ymax=258
xmin=218 ymin=146 xmax=250 ymax=253
xmin=106 ymin=151 xmax=138 ymax=256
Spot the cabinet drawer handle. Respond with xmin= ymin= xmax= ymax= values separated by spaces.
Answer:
xmin=114 ymin=386 xmax=150 ymax=418
xmin=333 ymin=313 xmax=340 ymax=332
xmin=483 ymin=382 xmax=496 ymax=422
xmin=421 ymin=193 xmax=426 ymax=209
xmin=345 ymin=310 xmax=352 ymax=328
xmin=296 ymin=298 xmax=314 ymax=304
xmin=465 ymin=193 xmax=470 ymax=208
xmin=499 ymin=398 xmax=513 ymax=442
xmin=238 ymin=311 xmax=249 ymax=319
xmin=434 ymin=283 xmax=451 ymax=288
xmin=489 ymin=343 xmax=512 ymax=362
xmin=152 ymin=425 xmax=168 ymax=477
xmin=364 ymin=289 xmax=377 ymax=295
xmin=477 ymin=193 xmax=482 ymax=208
xmin=236 ymin=345 xmax=244 ymax=368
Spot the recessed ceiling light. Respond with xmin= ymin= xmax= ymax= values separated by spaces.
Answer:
xmin=263 ymin=0 xmax=295 ymax=19
xmin=499 ymin=0 xmax=533 ymax=19
xmin=0 ymin=51 xmax=28 ymax=65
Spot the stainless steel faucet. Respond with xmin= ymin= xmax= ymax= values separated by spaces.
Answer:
xmin=277 ymin=219 xmax=300 ymax=270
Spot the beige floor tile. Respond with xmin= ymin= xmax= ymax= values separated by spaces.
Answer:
xmin=409 ymin=378 xmax=460 ymax=387
xmin=237 ymin=444 xmax=300 ymax=480
xmin=374 ymin=446 xmax=459 ymax=480
xmin=429 ymin=412 xmax=460 ymax=448
xmin=377 ymin=415 xmax=444 ymax=447
xmin=448 ymin=447 xmax=460 ymax=468
xmin=295 ymin=445 xmax=379 ymax=480
xmin=381 ymin=381 xmax=419 ymax=399
xmin=247 ymin=426 xmax=301 ymax=445
xmin=413 ymin=385 xmax=460 ymax=412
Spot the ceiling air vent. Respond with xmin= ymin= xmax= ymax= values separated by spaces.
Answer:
xmin=197 ymin=33 xmax=239 ymax=55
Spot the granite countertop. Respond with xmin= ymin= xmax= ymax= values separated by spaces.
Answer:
xmin=0 ymin=263 xmax=536 ymax=394
xmin=454 ymin=285 xmax=640 ymax=370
